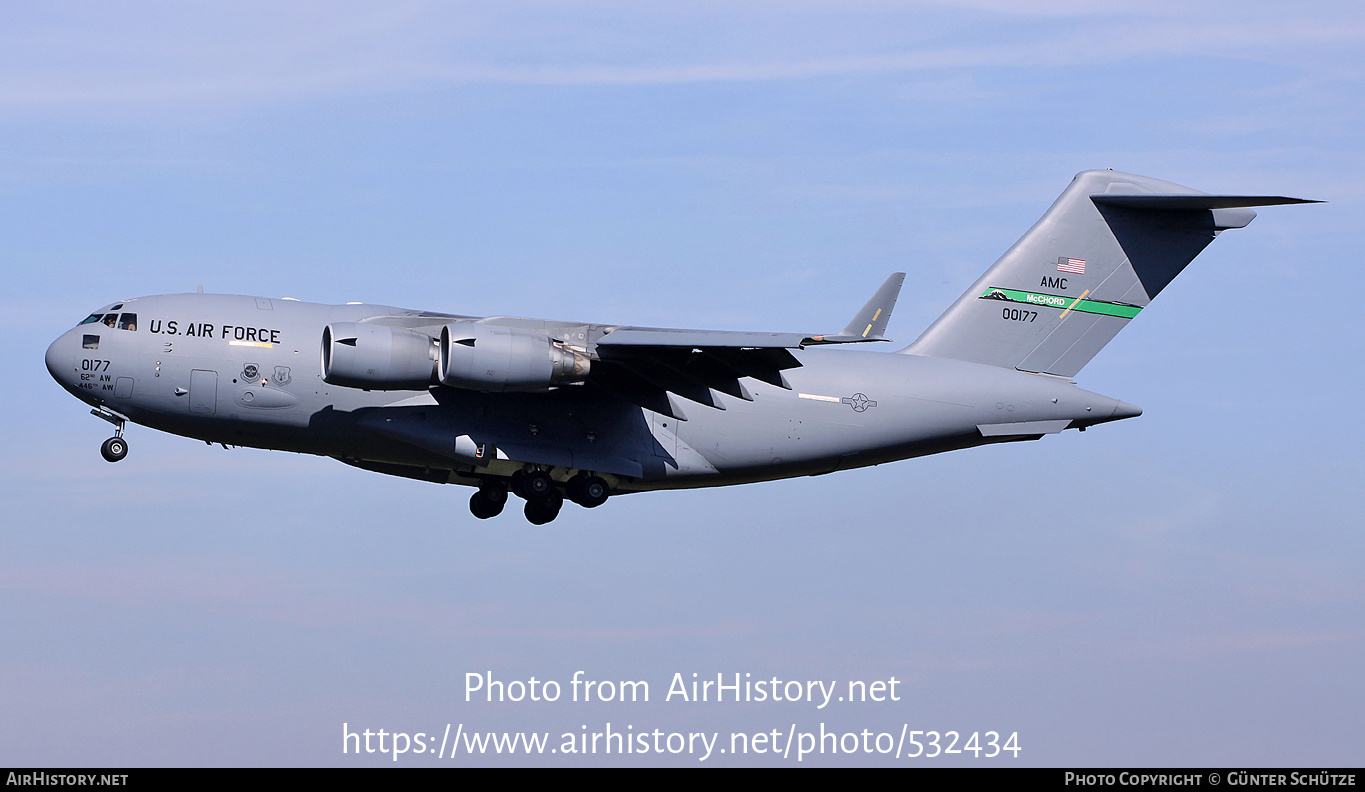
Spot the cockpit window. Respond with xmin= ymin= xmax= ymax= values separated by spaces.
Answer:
xmin=83 ymin=335 xmax=100 ymax=350
xmin=80 ymin=311 xmax=139 ymax=330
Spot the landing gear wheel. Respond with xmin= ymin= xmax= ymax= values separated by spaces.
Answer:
xmin=517 ymin=470 xmax=555 ymax=500
xmin=567 ymin=474 xmax=610 ymax=508
xmin=478 ymin=480 xmax=509 ymax=505
xmin=469 ymin=490 xmax=505 ymax=519
xmin=524 ymin=489 xmax=564 ymax=525
xmin=100 ymin=436 xmax=128 ymax=463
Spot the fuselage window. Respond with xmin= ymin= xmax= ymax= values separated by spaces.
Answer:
xmin=83 ymin=335 xmax=100 ymax=350
xmin=79 ymin=314 xmax=103 ymax=325
xmin=118 ymin=313 xmax=137 ymax=331
xmin=102 ymin=314 xmax=118 ymax=328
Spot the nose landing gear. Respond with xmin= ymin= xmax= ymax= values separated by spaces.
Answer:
xmin=100 ymin=436 xmax=128 ymax=463
xmin=91 ymin=407 xmax=129 ymax=463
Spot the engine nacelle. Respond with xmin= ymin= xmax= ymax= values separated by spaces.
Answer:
xmin=439 ymin=323 xmax=590 ymax=392
xmin=321 ymin=322 xmax=436 ymax=390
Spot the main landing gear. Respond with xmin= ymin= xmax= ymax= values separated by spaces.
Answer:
xmin=469 ymin=480 xmax=508 ymax=520
xmin=513 ymin=469 xmax=562 ymax=525
xmin=565 ymin=473 xmax=609 ymax=509
xmin=92 ymin=407 xmax=129 ymax=463
xmin=467 ymin=469 xmax=612 ymax=524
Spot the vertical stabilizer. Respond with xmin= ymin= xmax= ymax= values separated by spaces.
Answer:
xmin=903 ymin=170 xmax=1316 ymax=377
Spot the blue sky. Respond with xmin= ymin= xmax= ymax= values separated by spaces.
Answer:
xmin=2 ymin=1 xmax=1361 ymax=766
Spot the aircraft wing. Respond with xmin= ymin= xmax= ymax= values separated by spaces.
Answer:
xmin=595 ymin=272 xmax=904 ymax=349
xmin=589 ymin=341 xmax=800 ymax=420
xmin=360 ymin=273 xmax=904 ymax=421
xmin=589 ymin=272 xmax=905 ymax=420
xmin=594 ymin=328 xmax=809 ymax=348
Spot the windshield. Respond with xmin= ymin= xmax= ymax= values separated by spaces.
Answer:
xmin=78 ymin=311 xmax=137 ymax=331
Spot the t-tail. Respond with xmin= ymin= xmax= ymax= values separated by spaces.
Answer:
xmin=903 ymin=170 xmax=1318 ymax=377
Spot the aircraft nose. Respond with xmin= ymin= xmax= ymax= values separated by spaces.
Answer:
xmin=46 ymin=332 xmax=72 ymax=384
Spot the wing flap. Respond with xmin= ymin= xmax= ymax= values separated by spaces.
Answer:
xmin=586 ymin=272 xmax=901 ymax=413
xmin=592 ymin=335 xmax=803 ymax=415
xmin=600 ymin=352 xmax=726 ymax=410
xmin=586 ymin=362 xmax=691 ymax=421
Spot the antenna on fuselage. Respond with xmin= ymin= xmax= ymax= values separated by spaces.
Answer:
xmin=196 ymin=285 xmax=204 ymax=293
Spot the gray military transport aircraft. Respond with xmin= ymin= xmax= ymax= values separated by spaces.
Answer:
xmin=45 ymin=171 xmax=1315 ymax=524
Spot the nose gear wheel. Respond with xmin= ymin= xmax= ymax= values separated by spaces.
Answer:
xmin=100 ymin=436 xmax=128 ymax=463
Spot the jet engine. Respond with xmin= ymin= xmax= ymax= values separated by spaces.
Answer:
xmin=439 ymin=323 xmax=590 ymax=392
xmin=321 ymin=322 xmax=436 ymax=390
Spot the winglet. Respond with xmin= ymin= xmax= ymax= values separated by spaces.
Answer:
xmin=805 ymin=272 xmax=905 ymax=345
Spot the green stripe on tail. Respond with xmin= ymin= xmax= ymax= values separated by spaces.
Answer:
xmin=979 ymin=288 xmax=1142 ymax=319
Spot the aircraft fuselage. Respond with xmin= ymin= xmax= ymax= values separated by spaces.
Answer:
xmin=45 ymin=292 xmax=1137 ymax=496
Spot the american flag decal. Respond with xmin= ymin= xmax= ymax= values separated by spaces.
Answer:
xmin=1057 ymin=256 xmax=1086 ymax=274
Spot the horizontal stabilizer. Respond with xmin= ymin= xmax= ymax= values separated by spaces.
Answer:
xmin=1091 ymin=195 xmax=1322 ymax=210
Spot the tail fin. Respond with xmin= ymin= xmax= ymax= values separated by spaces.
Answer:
xmin=903 ymin=170 xmax=1317 ymax=377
